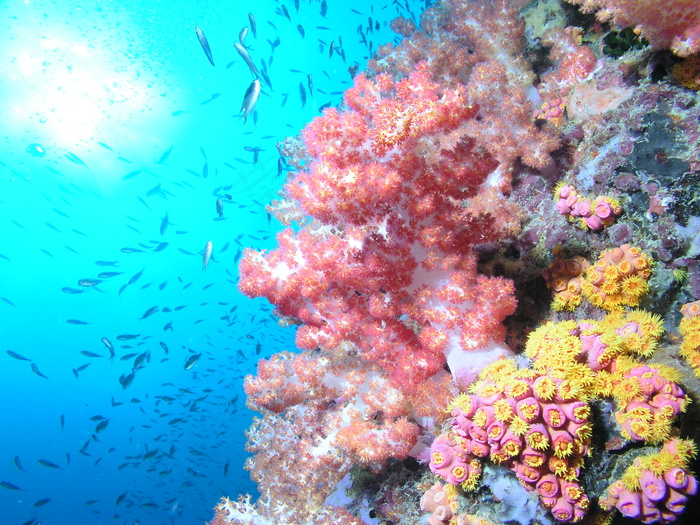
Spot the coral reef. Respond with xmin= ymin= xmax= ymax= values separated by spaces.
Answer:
xmin=209 ymin=0 xmax=700 ymax=523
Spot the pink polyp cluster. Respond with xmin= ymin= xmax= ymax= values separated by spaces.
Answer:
xmin=429 ymin=373 xmax=592 ymax=522
xmin=555 ymin=184 xmax=621 ymax=231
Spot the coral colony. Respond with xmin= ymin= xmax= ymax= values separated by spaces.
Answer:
xmin=208 ymin=0 xmax=700 ymax=524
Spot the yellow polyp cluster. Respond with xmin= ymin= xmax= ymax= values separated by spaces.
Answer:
xmin=524 ymin=321 xmax=596 ymax=393
xmin=523 ymin=312 xmax=689 ymax=447
xmin=582 ymin=244 xmax=653 ymax=311
xmin=447 ymin=392 xmax=475 ymax=415
xmin=542 ymin=256 xmax=590 ymax=311
xmin=525 ymin=320 xmax=578 ymax=361
xmin=679 ymin=300 xmax=700 ymax=378
xmin=597 ymin=310 xmax=664 ymax=358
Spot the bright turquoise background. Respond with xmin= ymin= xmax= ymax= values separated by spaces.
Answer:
xmin=0 ymin=0 xmax=425 ymax=523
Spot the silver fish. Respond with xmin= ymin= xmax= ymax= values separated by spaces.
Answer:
xmin=78 ymin=278 xmax=102 ymax=287
xmin=194 ymin=26 xmax=214 ymax=66
xmin=248 ymin=13 xmax=256 ymax=38
xmin=202 ymin=241 xmax=213 ymax=272
xmin=233 ymin=42 xmax=261 ymax=80
xmin=101 ymin=337 xmax=115 ymax=362
xmin=239 ymin=26 xmax=248 ymax=47
xmin=216 ymin=198 xmax=224 ymax=218
xmin=240 ymin=79 xmax=261 ymax=123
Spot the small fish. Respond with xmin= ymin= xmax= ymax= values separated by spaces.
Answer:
xmin=101 ymin=337 xmax=114 ymax=356
xmin=33 ymin=498 xmax=51 ymax=507
xmin=280 ymin=4 xmax=291 ymax=20
xmin=133 ymin=352 xmax=149 ymax=370
xmin=120 ymin=247 xmax=144 ymax=254
xmin=233 ymin=42 xmax=262 ymax=80
xmin=194 ymin=26 xmax=214 ymax=66
xmin=267 ymin=38 xmax=281 ymax=56
xmin=216 ymin=198 xmax=224 ymax=218
xmin=95 ymin=260 xmax=119 ymax=267
xmin=68 ymin=319 xmax=91 ymax=325
xmin=116 ymin=492 xmax=127 ymax=505
xmin=160 ymin=213 xmax=169 ymax=235
xmin=160 ymin=342 xmax=169 ymax=354
xmin=0 ymin=481 xmax=25 ymax=491
xmin=184 ymin=353 xmax=202 ymax=370
xmin=95 ymin=419 xmax=109 ymax=433
xmin=119 ymin=372 xmax=135 ymax=389
xmin=128 ymin=269 xmax=144 ymax=285
xmin=146 ymin=184 xmax=162 ymax=197
xmin=140 ymin=306 xmax=159 ymax=320
xmin=156 ymin=146 xmax=174 ymax=164
xmin=320 ymin=0 xmax=327 ymax=17
xmin=38 ymin=459 xmax=61 ymax=469
xmin=299 ymin=82 xmax=307 ymax=107
xmin=65 ymin=152 xmax=86 ymax=166
xmin=224 ymin=461 xmax=229 ymax=476
xmin=78 ymin=278 xmax=102 ymax=287
xmin=7 ymin=350 xmax=30 ymax=361
xmin=143 ymin=449 xmax=159 ymax=461
xmin=202 ymin=241 xmax=213 ymax=272
xmin=116 ymin=334 xmax=140 ymax=341
xmin=240 ymin=79 xmax=261 ymax=123
xmin=297 ymin=24 xmax=305 ymax=38
xmin=97 ymin=271 xmax=122 ymax=279
xmin=80 ymin=351 xmax=102 ymax=358
xmin=248 ymin=13 xmax=257 ymax=38
xmin=31 ymin=363 xmax=48 ymax=379
xmin=239 ymin=26 xmax=248 ymax=47
xmin=14 ymin=456 xmax=26 ymax=472
xmin=122 ymin=169 xmax=144 ymax=181
xmin=200 ymin=93 xmax=220 ymax=105
xmin=153 ymin=242 xmax=169 ymax=253
xmin=60 ymin=414 xmax=65 ymax=430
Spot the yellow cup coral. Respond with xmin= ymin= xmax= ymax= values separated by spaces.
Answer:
xmin=582 ymin=244 xmax=653 ymax=311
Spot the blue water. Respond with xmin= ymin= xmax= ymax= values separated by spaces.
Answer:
xmin=0 ymin=0 xmax=425 ymax=523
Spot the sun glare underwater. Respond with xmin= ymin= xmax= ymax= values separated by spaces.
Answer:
xmin=0 ymin=0 xmax=422 ymax=523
